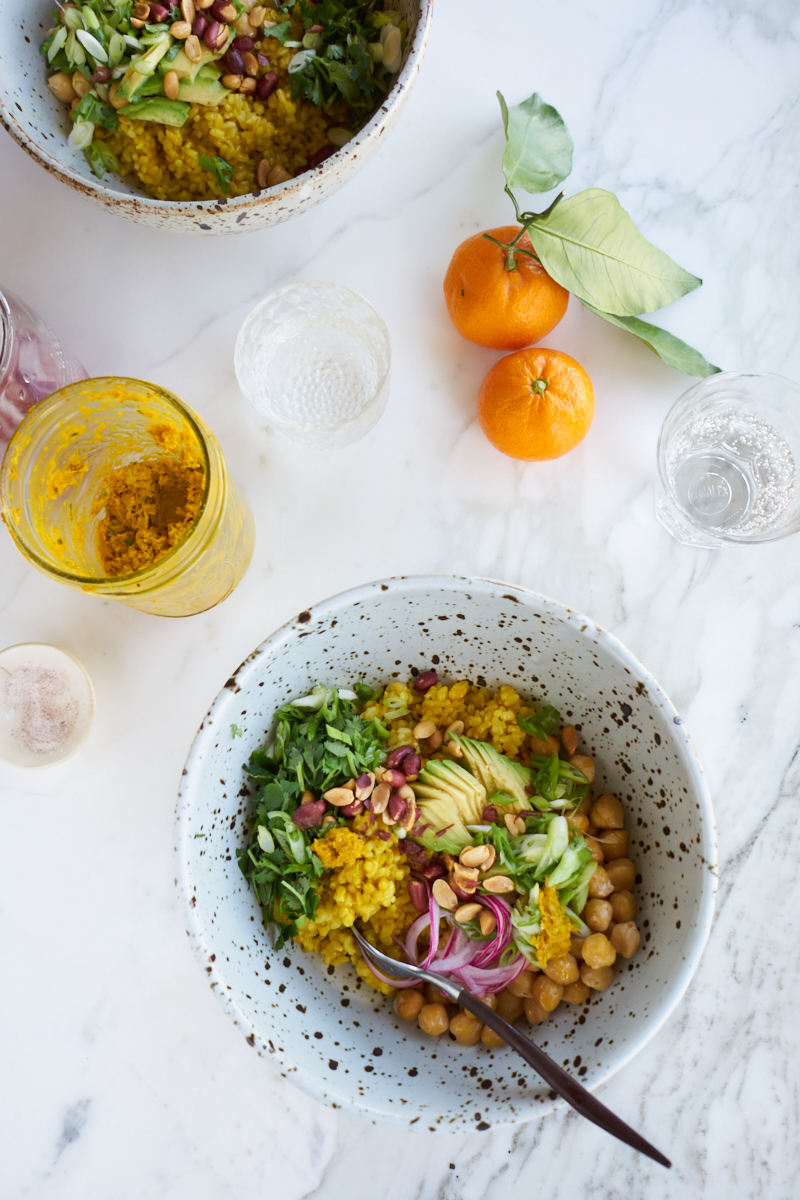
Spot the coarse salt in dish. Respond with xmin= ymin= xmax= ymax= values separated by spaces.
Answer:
xmin=0 ymin=643 xmax=95 ymax=768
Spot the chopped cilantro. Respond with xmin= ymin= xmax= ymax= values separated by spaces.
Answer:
xmin=198 ymin=155 xmax=234 ymax=193
xmin=231 ymin=724 xmax=243 ymax=738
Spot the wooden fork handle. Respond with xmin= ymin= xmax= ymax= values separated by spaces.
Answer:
xmin=456 ymin=990 xmax=671 ymax=1168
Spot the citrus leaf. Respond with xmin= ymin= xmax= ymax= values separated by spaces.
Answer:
xmin=498 ymin=91 xmax=573 ymax=195
xmin=583 ymin=302 xmax=721 ymax=377
xmin=528 ymin=189 xmax=702 ymax=315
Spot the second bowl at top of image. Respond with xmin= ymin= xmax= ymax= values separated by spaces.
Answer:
xmin=0 ymin=0 xmax=433 ymax=234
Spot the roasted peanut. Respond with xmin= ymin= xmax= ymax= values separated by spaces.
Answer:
xmin=561 ymin=725 xmax=578 ymax=755
xmin=481 ymin=875 xmax=515 ymax=894
xmin=454 ymin=902 xmax=483 ymax=923
xmin=432 ymin=878 xmax=457 ymax=911
xmin=479 ymin=909 xmax=497 ymax=937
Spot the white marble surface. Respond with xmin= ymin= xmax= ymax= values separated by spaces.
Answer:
xmin=2 ymin=1 xmax=800 ymax=1195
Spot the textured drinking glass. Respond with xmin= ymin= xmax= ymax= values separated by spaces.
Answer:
xmin=656 ymin=371 xmax=800 ymax=547
xmin=0 ymin=288 xmax=85 ymax=451
xmin=234 ymin=282 xmax=391 ymax=448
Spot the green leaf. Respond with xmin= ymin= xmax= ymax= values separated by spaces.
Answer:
xmin=582 ymin=303 xmax=722 ymax=378
xmin=528 ymin=188 xmax=702 ymax=316
xmin=198 ymin=155 xmax=233 ymax=193
xmin=84 ymin=140 xmax=119 ymax=179
xmin=517 ymin=705 xmax=561 ymax=739
xmin=72 ymin=91 xmax=118 ymax=131
xmin=498 ymin=90 xmax=573 ymax=195
xmin=266 ymin=20 xmax=295 ymax=44
xmin=231 ymin=723 xmax=243 ymax=738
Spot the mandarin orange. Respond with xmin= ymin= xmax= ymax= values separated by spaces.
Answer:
xmin=443 ymin=226 xmax=569 ymax=350
xmin=477 ymin=348 xmax=595 ymax=461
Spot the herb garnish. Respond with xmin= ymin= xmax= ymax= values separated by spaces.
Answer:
xmin=198 ymin=155 xmax=234 ymax=194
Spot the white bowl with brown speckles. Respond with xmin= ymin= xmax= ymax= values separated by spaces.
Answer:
xmin=0 ymin=0 xmax=432 ymax=234
xmin=176 ymin=575 xmax=717 ymax=1131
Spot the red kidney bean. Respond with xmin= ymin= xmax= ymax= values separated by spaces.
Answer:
xmin=402 ymin=752 xmax=421 ymax=778
xmin=309 ymin=144 xmax=337 ymax=168
xmin=355 ymin=772 xmax=372 ymax=790
xmin=382 ymin=768 xmax=406 ymax=789
xmin=340 ymin=799 xmax=363 ymax=818
xmin=482 ymin=805 xmax=498 ymax=823
xmin=387 ymin=794 xmax=407 ymax=822
xmin=386 ymin=744 xmax=413 ymax=769
xmin=308 ymin=23 xmax=324 ymax=33
xmin=408 ymin=880 xmax=428 ymax=913
xmin=204 ymin=19 xmax=227 ymax=49
xmin=191 ymin=13 xmax=208 ymax=36
xmin=232 ymin=35 xmax=255 ymax=51
xmin=256 ymin=53 xmax=270 ymax=66
xmin=222 ymin=48 xmax=245 ymax=75
xmin=148 ymin=3 xmax=170 ymax=20
xmin=90 ymin=66 xmax=111 ymax=82
xmin=413 ymin=670 xmax=439 ymax=692
xmin=292 ymin=800 xmax=326 ymax=829
xmin=256 ymin=71 xmax=278 ymax=100
xmin=376 ymin=830 xmax=390 ymax=841
xmin=418 ymin=860 xmax=446 ymax=881
xmin=450 ymin=878 xmax=476 ymax=902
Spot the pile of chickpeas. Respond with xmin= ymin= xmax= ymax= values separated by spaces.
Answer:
xmin=393 ymin=784 xmax=641 ymax=1048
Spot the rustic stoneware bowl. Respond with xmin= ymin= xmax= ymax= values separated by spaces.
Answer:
xmin=0 ymin=0 xmax=432 ymax=234
xmin=176 ymin=575 xmax=717 ymax=1131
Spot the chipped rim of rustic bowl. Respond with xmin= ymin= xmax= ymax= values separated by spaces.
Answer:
xmin=0 ymin=0 xmax=432 ymax=233
xmin=175 ymin=574 xmax=718 ymax=1127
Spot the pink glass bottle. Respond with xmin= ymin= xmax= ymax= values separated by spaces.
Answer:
xmin=0 ymin=289 xmax=86 ymax=452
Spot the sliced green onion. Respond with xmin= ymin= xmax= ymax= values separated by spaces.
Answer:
xmin=66 ymin=30 xmax=86 ymax=66
xmin=64 ymin=8 xmax=83 ymax=32
xmin=81 ymin=7 xmax=101 ymax=33
xmin=68 ymin=120 xmax=95 ymax=151
xmin=76 ymin=29 xmax=109 ymax=63
xmin=108 ymin=33 xmax=125 ymax=65
xmin=47 ymin=26 xmax=68 ymax=63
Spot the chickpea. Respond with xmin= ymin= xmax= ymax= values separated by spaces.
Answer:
xmin=507 ymin=970 xmax=536 ymax=999
xmin=532 ymin=974 xmax=564 ymax=1012
xmin=495 ymin=989 xmax=524 ymax=1023
xmin=610 ymin=890 xmax=638 ymax=923
xmin=449 ymin=1011 xmax=483 ymax=1045
xmin=418 ymin=1003 xmax=450 ymax=1036
xmin=585 ymin=835 xmax=605 ymax=863
xmin=583 ymin=898 xmax=613 ymax=932
xmin=523 ymin=997 xmax=551 ymax=1025
xmin=575 ymin=796 xmax=593 ymax=819
xmin=590 ymin=794 xmax=625 ymax=829
xmin=425 ymin=981 xmax=452 ymax=1006
xmin=570 ymin=934 xmax=585 ymax=961
xmin=587 ymin=865 xmax=614 ymax=899
xmin=598 ymin=828 xmax=629 ymax=861
xmin=569 ymin=754 xmax=595 ymax=782
xmin=561 ymin=724 xmax=578 ymax=755
xmin=72 ymin=70 xmax=90 ymax=98
xmin=563 ymin=980 xmax=591 ymax=1004
xmin=481 ymin=1024 xmax=506 ymax=1048
xmin=530 ymin=733 xmax=560 ymax=757
xmin=480 ymin=993 xmax=498 ymax=1011
xmin=47 ymin=72 xmax=77 ymax=103
xmin=567 ymin=812 xmax=590 ymax=834
xmin=610 ymin=921 xmax=641 ymax=959
xmin=582 ymin=932 xmax=617 ymax=969
xmin=580 ymin=963 xmax=614 ymax=991
xmin=606 ymin=858 xmax=637 ymax=891
xmin=542 ymin=953 xmax=580 ymax=985
xmin=393 ymin=989 xmax=425 ymax=1021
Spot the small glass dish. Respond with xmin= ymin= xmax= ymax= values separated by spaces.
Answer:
xmin=656 ymin=371 xmax=800 ymax=547
xmin=0 ymin=643 xmax=95 ymax=768
xmin=234 ymin=282 xmax=391 ymax=448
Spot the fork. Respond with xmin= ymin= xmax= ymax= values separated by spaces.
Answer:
xmin=350 ymin=927 xmax=670 ymax=1167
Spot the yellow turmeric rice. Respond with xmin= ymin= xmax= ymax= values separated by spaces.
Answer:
xmin=97 ymin=40 xmax=330 ymax=202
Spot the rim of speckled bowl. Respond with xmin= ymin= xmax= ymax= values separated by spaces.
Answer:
xmin=0 ymin=0 xmax=433 ymax=225
xmin=175 ymin=574 xmax=718 ymax=1128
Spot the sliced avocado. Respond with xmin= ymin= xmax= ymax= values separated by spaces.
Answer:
xmin=161 ymin=44 xmax=218 ymax=83
xmin=411 ymin=759 xmax=487 ymax=851
xmin=135 ymin=74 xmax=167 ymax=98
xmin=178 ymin=69 xmax=227 ymax=106
xmin=120 ymin=98 xmax=191 ymax=127
xmin=451 ymin=736 xmax=534 ymax=810
xmin=119 ymin=39 xmax=171 ymax=101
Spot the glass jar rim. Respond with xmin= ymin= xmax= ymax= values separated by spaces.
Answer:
xmin=0 ymin=376 xmax=215 ymax=588
xmin=0 ymin=290 xmax=12 ymax=386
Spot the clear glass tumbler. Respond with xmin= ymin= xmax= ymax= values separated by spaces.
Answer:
xmin=234 ymin=282 xmax=391 ymax=448
xmin=0 ymin=288 xmax=85 ymax=451
xmin=1 ymin=378 xmax=255 ymax=617
xmin=656 ymin=371 xmax=800 ymax=547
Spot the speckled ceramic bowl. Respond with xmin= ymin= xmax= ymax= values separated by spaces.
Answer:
xmin=0 ymin=0 xmax=431 ymax=234
xmin=176 ymin=576 xmax=717 ymax=1131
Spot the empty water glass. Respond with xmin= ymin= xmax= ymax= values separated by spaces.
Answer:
xmin=656 ymin=371 xmax=800 ymax=547
xmin=234 ymin=282 xmax=391 ymax=449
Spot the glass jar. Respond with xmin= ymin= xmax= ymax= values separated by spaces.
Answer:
xmin=0 ymin=377 xmax=255 ymax=617
xmin=0 ymin=288 xmax=85 ymax=451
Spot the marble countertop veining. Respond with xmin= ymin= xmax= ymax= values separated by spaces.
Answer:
xmin=2 ymin=1 xmax=800 ymax=1197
